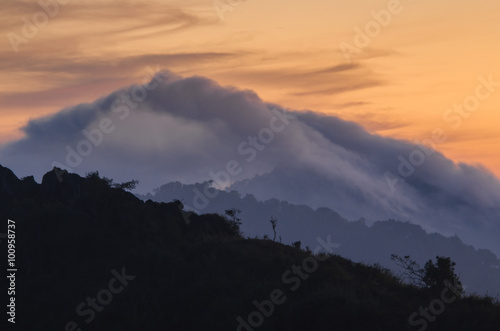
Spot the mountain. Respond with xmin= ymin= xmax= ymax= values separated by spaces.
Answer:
xmin=138 ymin=180 xmax=500 ymax=298
xmin=1 ymin=71 xmax=500 ymax=258
xmin=1 ymin=165 xmax=500 ymax=330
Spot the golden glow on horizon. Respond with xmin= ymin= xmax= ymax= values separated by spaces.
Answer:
xmin=0 ymin=0 xmax=499 ymax=175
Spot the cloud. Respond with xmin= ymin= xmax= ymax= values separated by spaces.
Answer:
xmin=211 ymin=60 xmax=382 ymax=98
xmin=1 ymin=70 xmax=499 ymax=256
xmin=291 ymin=81 xmax=380 ymax=96
xmin=0 ymin=52 xmax=237 ymax=110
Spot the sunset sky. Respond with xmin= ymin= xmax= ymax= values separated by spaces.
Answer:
xmin=1 ymin=0 xmax=499 ymax=175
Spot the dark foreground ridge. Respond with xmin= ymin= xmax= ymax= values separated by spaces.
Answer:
xmin=0 ymin=165 xmax=499 ymax=330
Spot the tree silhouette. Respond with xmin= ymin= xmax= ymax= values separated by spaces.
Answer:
xmin=423 ymin=256 xmax=463 ymax=295
xmin=85 ymin=171 xmax=139 ymax=191
xmin=391 ymin=254 xmax=463 ymax=295
xmin=270 ymin=216 xmax=278 ymax=242
xmin=390 ymin=254 xmax=426 ymax=287
xmin=224 ymin=208 xmax=242 ymax=234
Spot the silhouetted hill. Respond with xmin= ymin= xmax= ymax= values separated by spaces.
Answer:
xmin=1 ymin=165 xmax=499 ymax=330
xmin=138 ymin=181 xmax=500 ymax=298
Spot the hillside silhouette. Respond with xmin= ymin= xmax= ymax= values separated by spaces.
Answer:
xmin=139 ymin=180 xmax=500 ymax=298
xmin=1 ymin=165 xmax=499 ymax=330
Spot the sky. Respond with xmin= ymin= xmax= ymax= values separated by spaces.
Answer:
xmin=1 ymin=0 xmax=500 ymax=253
xmin=1 ymin=0 xmax=500 ymax=176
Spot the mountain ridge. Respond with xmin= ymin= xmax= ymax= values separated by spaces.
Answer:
xmin=138 ymin=180 xmax=500 ymax=298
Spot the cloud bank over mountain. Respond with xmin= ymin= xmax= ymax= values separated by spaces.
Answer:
xmin=1 ymin=70 xmax=499 ymax=255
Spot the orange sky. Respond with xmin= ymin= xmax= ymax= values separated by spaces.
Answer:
xmin=1 ymin=0 xmax=499 ymax=175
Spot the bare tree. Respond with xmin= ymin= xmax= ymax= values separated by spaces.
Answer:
xmin=270 ymin=217 xmax=278 ymax=242
xmin=390 ymin=254 xmax=426 ymax=287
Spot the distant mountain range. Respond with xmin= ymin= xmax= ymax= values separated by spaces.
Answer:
xmin=138 ymin=180 xmax=500 ymax=298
